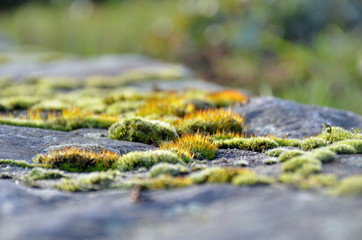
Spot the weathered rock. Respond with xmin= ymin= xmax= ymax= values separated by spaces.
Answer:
xmin=0 ymin=125 xmax=153 ymax=162
xmin=234 ymin=97 xmax=362 ymax=138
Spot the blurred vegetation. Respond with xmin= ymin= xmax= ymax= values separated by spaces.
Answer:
xmin=0 ymin=0 xmax=362 ymax=113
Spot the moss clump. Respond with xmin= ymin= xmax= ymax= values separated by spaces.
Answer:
xmin=117 ymin=150 xmax=184 ymax=172
xmin=329 ymin=175 xmax=362 ymax=196
xmin=0 ymin=159 xmax=36 ymax=168
xmin=108 ymin=117 xmax=177 ymax=145
xmin=232 ymin=174 xmax=275 ymax=186
xmin=282 ymin=156 xmax=322 ymax=175
xmin=310 ymin=148 xmax=336 ymax=163
xmin=149 ymin=163 xmax=189 ymax=177
xmin=280 ymin=173 xmax=338 ymax=189
xmin=318 ymin=126 xmax=362 ymax=143
xmin=33 ymin=147 xmax=120 ymax=172
xmin=278 ymin=150 xmax=304 ymax=162
xmin=25 ymin=168 xmax=66 ymax=181
xmin=263 ymin=158 xmax=278 ymax=165
xmin=333 ymin=140 xmax=362 ymax=153
xmin=190 ymin=167 xmax=252 ymax=184
xmin=179 ymin=109 xmax=244 ymax=135
xmin=160 ymin=134 xmax=217 ymax=160
xmin=301 ymin=137 xmax=329 ymax=151
xmin=265 ymin=148 xmax=288 ymax=157
xmin=273 ymin=138 xmax=302 ymax=147
xmin=328 ymin=144 xmax=357 ymax=154
xmin=55 ymin=170 xmax=123 ymax=192
xmin=215 ymin=137 xmax=278 ymax=152
xmin=139 ymin=175 xmax=193 ymax=190
xmin=210 ymin=130 xmax=244 ymax=141
xmin=206 ymin=89 xmax=248 ymax=107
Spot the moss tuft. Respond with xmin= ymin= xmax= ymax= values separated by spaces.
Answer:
xmin=232 ymin=174 xmax=275 ymax=186
xmin=310 ymin=148 xmax=336 ymax=163
xmin=280 ymin=173 xmax=338 ymax=189
xmin=33 ymin=147 xmax=120 ymax=172
xmin=0 ymin=159 xmax=36 ymax=168
xmin=160 ymin=134 xmax=217 ymax=160
xmin=179 ymin=108 xmax=244 ymax=135
xmin=206 ymin=90 xmax=248 ymax=107
xmin=263 ymin=158 xmax=278 ymax=165
xmin=108 ymin=117 xmax=177 ymax=145
xmin=333 ymin=140 xmax=362 ymax=153
xmin=281 ymin=156 xmax=322 ymax=175
xmin=328 ymin=144 xmax=357 ymax=154
xmin=149 ymin=163 xmax=189 ymax=177
xmin=55 ymin=170 xmax=123 ymax=192
xmin=117 ymin=150 xmax=184 ymax=172
xmin=190 ymin=167 xmax=253 ymax=184
xmin=273 ymin=138 xmax=302 ymax=147
xmin=278 ymin=149 xmax=304 ymax=162
xmin=329 ymin=175 xmax=362 ymax=196
xmin=215 ymin=137 xmax=278 ymax=152
xmin=139 ymin=175 xmax=193 ymax=190
xmin=265 ymin=148 xmax=288 ymax=157
xmin=25 ymin=168 xmax=66 ymax=181
xmin=301 ymin=137 xmax=329 ymax=151
xmin=318 ymin=126 xmax=362 ymax=143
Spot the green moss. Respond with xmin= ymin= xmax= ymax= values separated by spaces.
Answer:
xmin=278 ymin=150 xmax=305 ymax=162
xmin=328 ymin=143 xmax=357 ymax=154
xmin=329 ymin=175 xmax=362 ymax=196
xmin=333 ymin=140 xmax=362 ymax=153
xmin=263 ymin=158 xmax=278 ymax=165
xmin=215 ymin=137 xmax=278 ymax=152
xmin=282 ymin=156 xmax=322 ymax=175
xmin=179 ymin=109 xmax=244 ymax=135
xmin=160 ymin=134 xmax=217 ymax=160
xmin=0 ymin=159 xmax=36 ymax=168
xmin=139 ymin=175 xmax=193 ymax=190
xmin=318 ymin=126 xmax=361 ymax=143
xmin=234 ymin=159 xmax=249 ymax=166
xmin=190 ymin=167 xmax=253 ymax=184
xmin=280 ymin=173 xmax=338 ymax=189
xmin=274 ymin=138 xmax=302 ymax=147
xmin=310 ymin=148 xmax=336 ymax=163
xmin=265 ymin=147 xmax=288 ymax=157
xmin=108 ymin=117 xmax=177 ymax=145
xmin=55 ymin=170 xmax=122 ymax=192
xmin=301 ymin=137 xmax=329 ymax=151
xmin=149 ymin=163 xmax=189 ymax=177
xmin=117 ymin=150 xmax=184 ymax=172
xmin=232 ymin=174 xmax=275 ymax=186
xmin=33 ymin=147 xmax=120 ymax=172
xmin=25 ymin=168 xmax=66 ymax=181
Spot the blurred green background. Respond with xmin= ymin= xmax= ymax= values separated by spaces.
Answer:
xmin=0 ymin=0 xmax=361 ymax=113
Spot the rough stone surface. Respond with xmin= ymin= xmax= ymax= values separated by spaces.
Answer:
xmin=234 ymin=97 xmax=362 ymax=138
xmin=1 ymin=53 xmax=362 ymax=240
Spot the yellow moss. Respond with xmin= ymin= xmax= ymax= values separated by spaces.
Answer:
xmin=190 ymin=167 xmax=253 ymax=184
xmin=139 ymin=175 xmax=193 ymax=190
xmin=207 ymin=89 xmax=248 ymax=107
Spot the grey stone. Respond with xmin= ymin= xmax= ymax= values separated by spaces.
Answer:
xmin=234 ymin=97 xmax=362 ymax=138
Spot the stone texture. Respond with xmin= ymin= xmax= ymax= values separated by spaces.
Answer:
xmin=234 ymin=97 xmax=362 ymax=138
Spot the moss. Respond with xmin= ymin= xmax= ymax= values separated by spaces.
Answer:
xmin=215 ymin=137 xmax=278 ymax=152
xmin=117 ymin=150 xmax=184 ymax=172
xmin=333 ymin=140 xmax=362 ymax=153
xmin=25 ymin=168 xmax=66 ymax=181
xmin=329 ymin=175 xmax=362 ymax=196
xmin=160 ymin=134 xmax=217 ymax=160
xmin=149 ymin=163 xmax=189 ymax=177
xmin=310 ymin=148 xmax=336 ymax=163
xmin=33 ymin=147 xmax=120 ymax=172
xmin=280 ymin=173 xmax=338 ymax=189
xmin=108 ymin=117 xmax=177 ymax=145
xmin=206 ymin=90 xmax=248 ymax=107
xmin=190 ymin=167 xmax=253 ymax=184
xmin=281 ymin=156 xmax=322 ymax=175
xmin=301 ymin=137 xmax=329 ymax=151
xmin=263 ymin=158 xmax=278 ymax=165
xmin=139 ymin=175 xmax=193 ymax=190
xmin=1 ymin=96 xmax=39 ymax=110
xmin=55 ymin=170 xmax=122 ymax=192
xmin=273 ymin=138 xmax=302 ymax=147
xmin=210 ymin=130 xmax=244 ymax=141
xmin=179 ymin=108 xmax=244 ymax=135
xmin=265 ymin=147 xmax=289 ymax=157
xmin=318 ymin=126 xmax=362 ymax=143
xmin=234 ymin=159 xmax=249 ymax=167
xmin=328 ymin=144 xmax=357 ymax=154
xmin=0 ymin=159 xmax=36 ymax=168
xmin=232 ymin=174 xmax=275 ymax=186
